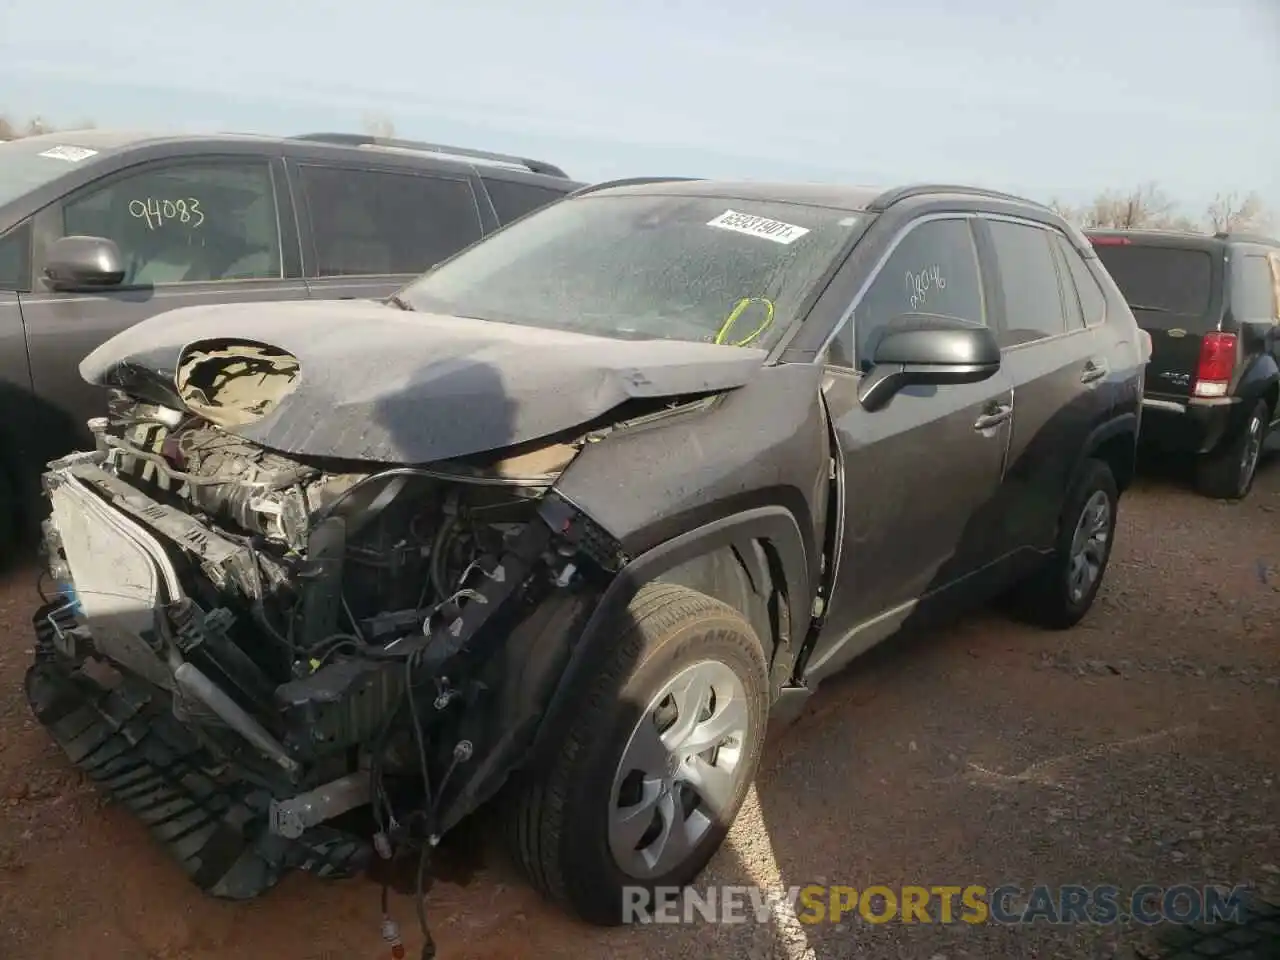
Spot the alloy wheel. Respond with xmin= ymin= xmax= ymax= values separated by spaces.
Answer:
xmin=1068 ymin=489 xmax=1112 ymax=604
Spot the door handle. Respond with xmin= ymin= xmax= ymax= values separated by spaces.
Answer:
xmin=973 ymin=403 xmax=1013 ymax=432
xmin=1081 ymin=358 xmax=1109 ymax=384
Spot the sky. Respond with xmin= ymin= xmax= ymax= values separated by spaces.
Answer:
xmin=2 ymin=0 xmax=1277 ymax=218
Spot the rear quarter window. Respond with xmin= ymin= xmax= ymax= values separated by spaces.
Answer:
xmin=0 ymin=221 xmax=31 ymax=291
xmin=1232 ymin=254 xmax=1278 ymax=322
xmin=1091 ymin=244 xmax=1213 ymax=319
xmin=481 ymin=177 xmax=569 ymax=224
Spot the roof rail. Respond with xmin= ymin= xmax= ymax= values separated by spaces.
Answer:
xmin=569 ymin=176 xmax=705 ymax=197
xmin=289 ymin=133 xmax=570 ymax=178
xmin=1213 ymin=230 xmax=1278 ymax=246
xmin=867 ymin=183 xmax=1044 ymax=213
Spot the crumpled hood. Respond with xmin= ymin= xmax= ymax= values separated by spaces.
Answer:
xmin=80 ymin=299 xmax=767 ymax=464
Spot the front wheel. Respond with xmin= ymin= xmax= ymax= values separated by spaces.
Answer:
xmin=1195 ymin=399 xmax=1269 ymax=501
xmin=505 ymin=583 xmax=770 ymax=925
xmin=1006 ymin=458 xmax=1119 ymax=630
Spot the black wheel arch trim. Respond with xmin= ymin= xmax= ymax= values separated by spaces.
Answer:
xmin=1075 ymin=411 xmax=1139 ymax=485
xmin=527 ymin=505 xmax=811 ymax=764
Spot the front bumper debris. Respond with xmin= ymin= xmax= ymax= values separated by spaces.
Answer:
xmin=24 ymin=599 xmax=371 ymax=899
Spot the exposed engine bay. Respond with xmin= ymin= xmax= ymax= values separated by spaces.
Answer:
xmin=27 ymin=376 xmax=636 ymax=909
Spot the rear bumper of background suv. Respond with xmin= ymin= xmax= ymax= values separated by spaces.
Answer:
xmin=1139 ymin=395 xmax=1240 ymax=455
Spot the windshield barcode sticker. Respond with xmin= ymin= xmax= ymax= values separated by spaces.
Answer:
xmin=707 ymin=209 xmax=810 ymax=245
xmin=37 ymin=145 xmax=99 ymax=163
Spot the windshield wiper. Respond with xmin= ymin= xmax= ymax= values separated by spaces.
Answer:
xmin=1126 ymin=302 xmax=1173 ymax=314
xmin=387 ymin=294 xmax=415 ymax=311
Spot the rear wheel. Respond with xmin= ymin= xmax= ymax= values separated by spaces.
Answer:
xmin=1195 ymin=399 xmax=1268 ymax=501
xmin=1006 ymin=458 xmax=1119 ymax=630
xmin=505 ymin=583 xmax=769 ymax=925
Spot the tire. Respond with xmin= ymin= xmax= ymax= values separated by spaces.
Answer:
xmin=1195 ymin=399 xmax=1269 ymax=501
xmin=1007 ymin=458 xmax=1119 ymax=630
xmin=505 ymin=582 xmax=770 ymax=925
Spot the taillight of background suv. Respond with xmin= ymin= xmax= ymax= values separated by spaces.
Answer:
xmin=1192 ymin=331 xmax=1238 ymax=398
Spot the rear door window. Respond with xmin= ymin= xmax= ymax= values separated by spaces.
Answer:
xmin=1233 ymin=254 xmax=1279 ymax=322
xmin=298 ymin=165 xmax=483 ymax=276
xmin=61 ymin=160 xmax=281 ymax=285
xmin=1050 ymin=238 xmax=1084 ymax=331
xmin=481 ymin=177 xmax=567 ymax=224
xmin=1091 ymin=244 xmax=1213 ymax=319
xmin=985 ymin=220 xmax=1068 ymax=347
xmin=1055 ymin=235 xmax=1106 ymax=327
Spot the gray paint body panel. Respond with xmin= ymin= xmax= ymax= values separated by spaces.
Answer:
xmin=79 ymin=299 xmax=767 ymax=463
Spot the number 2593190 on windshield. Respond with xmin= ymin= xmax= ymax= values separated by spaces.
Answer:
xmin=128 ymin=197 xmax=205 ymax=230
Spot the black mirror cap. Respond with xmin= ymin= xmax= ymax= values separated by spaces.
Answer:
xmin=858 ymin=314 xmax=1002 ymax=412
xmin=44 ymin=235 xmax=126 ymax=290
xmin=872 ymin=313 xmax=1000 ymax=368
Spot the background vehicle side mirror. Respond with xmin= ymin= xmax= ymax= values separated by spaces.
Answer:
xmin=43 ymin=235 xmax=126 ymax=292
xmin=858 ymin=313 xmax=1001 ymax=412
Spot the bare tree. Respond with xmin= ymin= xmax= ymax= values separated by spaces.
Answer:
xmin=361 ymin=112 xmax=396 ymax=139
xmin=1206 ymin=191 xmax=1270 ymax=234
xmin=1047 ymin=197 xmax=1082 ymax=222
xmin=1078 ymin=182 xmax=1181 ymax=230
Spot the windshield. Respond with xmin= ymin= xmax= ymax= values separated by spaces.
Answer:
xmin=0 ymin=137 xmax=103 ymax=209
xmin=1092 ymin=243 xmax=1214 ymax=318
xmin=397 ymin=193 xmax=869 ymax=349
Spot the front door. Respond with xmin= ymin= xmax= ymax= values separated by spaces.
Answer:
xmin=18 ymin=154 xmax=309 ymax=464
xmin=804 ymin=215 xmax=1013 ymax=686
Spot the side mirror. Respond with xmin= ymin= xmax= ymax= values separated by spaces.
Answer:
xmin=858 ymin=313 xmax=1001 ymax=412
xmin=43 ymin=235 xmax=126 ymax=291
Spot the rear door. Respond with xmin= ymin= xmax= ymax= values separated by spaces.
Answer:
xmin=19 ymin=153 xmax=308 ymax=456
xmin=976 ymin=216 xmax=1108 ymax=554
xmin=1089 ymin=238 xmax=1220 ymax=401
xmin=292 ymin=162 xmax=486 ymax=301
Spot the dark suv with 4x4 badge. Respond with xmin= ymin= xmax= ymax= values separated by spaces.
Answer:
xmin=26 ymin=178 xmax=1147 ymax=934
xmin=1088 ymin=229 xmax=1280 ymax=499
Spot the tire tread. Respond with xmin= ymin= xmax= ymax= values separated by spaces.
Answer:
xmin=505 ymin=582 xmax=762 ymax=921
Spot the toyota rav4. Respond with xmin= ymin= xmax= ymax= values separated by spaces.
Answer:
xmin=26 ymin=178 xmax=1146 ymax=933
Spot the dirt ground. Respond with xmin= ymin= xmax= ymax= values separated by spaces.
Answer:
xmin=1 ymin=452 xmax=1277 ymax=960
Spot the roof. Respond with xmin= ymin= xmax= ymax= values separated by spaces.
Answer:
xmin=1086 ymin=227 xmax=1279 ymax=250
xmin=2 ymin=129 xmax=574 ymax=181
xmin=584 ymin=178 xmax=890 ymax=212
xmin=581 ymin=178 xmax=1053 ymax=216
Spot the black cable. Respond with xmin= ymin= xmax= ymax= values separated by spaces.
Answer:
xmin=416 ymin=843 xmax=436 ymax=959
xmin=36 ymin=570 xmax=53 ymax=604
xmin=404 ymin=647 xmax=440 ymax=958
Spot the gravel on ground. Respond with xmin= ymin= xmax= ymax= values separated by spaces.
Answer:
xmin=1 ymin=452 xmax=1276 ymax=960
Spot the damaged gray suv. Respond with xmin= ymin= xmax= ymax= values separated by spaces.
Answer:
xmin=26 ymin=178 xmax=1146 ymax=930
